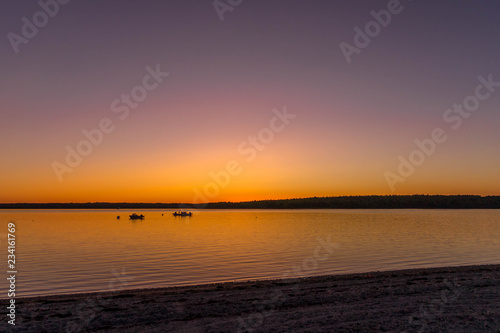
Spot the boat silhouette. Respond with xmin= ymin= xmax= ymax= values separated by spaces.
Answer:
xmin=173 ymin=211 xmax=192 ymax=217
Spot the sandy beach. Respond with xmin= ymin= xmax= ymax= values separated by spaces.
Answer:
xmin=8 ymin=264 xmax=499 ymax=332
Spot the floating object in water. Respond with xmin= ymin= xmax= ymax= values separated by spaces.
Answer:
xmin=117 ymin=216 xmax=120 ymax=219
xmin=173 ymin=211 xmax=192 ymax=217
xmin=129 ymin=213 xmax=145 ymax=220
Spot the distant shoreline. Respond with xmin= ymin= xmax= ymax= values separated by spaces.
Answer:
xmin=2 ymin=195 xmax=500 ymax=209
xmin=16 ymin=264 xmax=500 ymax=332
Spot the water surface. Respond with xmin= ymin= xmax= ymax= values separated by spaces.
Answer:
xmin=1 ymin=209 xmax=499 ymax=297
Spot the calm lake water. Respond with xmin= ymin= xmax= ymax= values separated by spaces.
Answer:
xmin=1 ymin=209 xmax=500 ymax=297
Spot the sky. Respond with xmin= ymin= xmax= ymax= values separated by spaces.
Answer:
xmin=1 ymin=0 xmax=499 ymax=203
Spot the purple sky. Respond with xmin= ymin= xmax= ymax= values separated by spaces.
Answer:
xmin=1 ymin=0 xmax=499 ymax=202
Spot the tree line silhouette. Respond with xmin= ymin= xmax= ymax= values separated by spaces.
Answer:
xmin=1 ymin=195 xmax=500 ymax=209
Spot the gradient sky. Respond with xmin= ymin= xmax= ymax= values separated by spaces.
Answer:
xmin=1 ymin=0 xmax=499 ymax=203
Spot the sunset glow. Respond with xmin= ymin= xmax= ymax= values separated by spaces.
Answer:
xmin=1 ymin=1 xmax=499 ymax=203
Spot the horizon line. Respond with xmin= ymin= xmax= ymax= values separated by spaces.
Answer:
xmin=2 ymin=194 xmax=500 ymax=205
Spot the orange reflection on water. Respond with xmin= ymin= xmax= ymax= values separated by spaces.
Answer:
xmin=1 ymin=209 xmax=499 ymax=297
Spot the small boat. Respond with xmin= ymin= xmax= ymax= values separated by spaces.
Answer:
xmin=173 ymin=211 xmax=192 ymax=217
xmin=129 ymin=213 xmax=145 ymax=220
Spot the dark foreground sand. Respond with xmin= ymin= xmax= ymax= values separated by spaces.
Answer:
xmin=9 ymin=265 xmax=500 ymax=332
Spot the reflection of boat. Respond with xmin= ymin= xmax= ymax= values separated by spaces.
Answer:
xmin=173 ymin=211 xmax=192 ymax=217
xmin=129 ymin=213 xmax=145 ymax=220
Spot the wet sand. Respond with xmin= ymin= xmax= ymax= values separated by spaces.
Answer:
xmin=11 ymin=264 xmax=500 ymax=332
